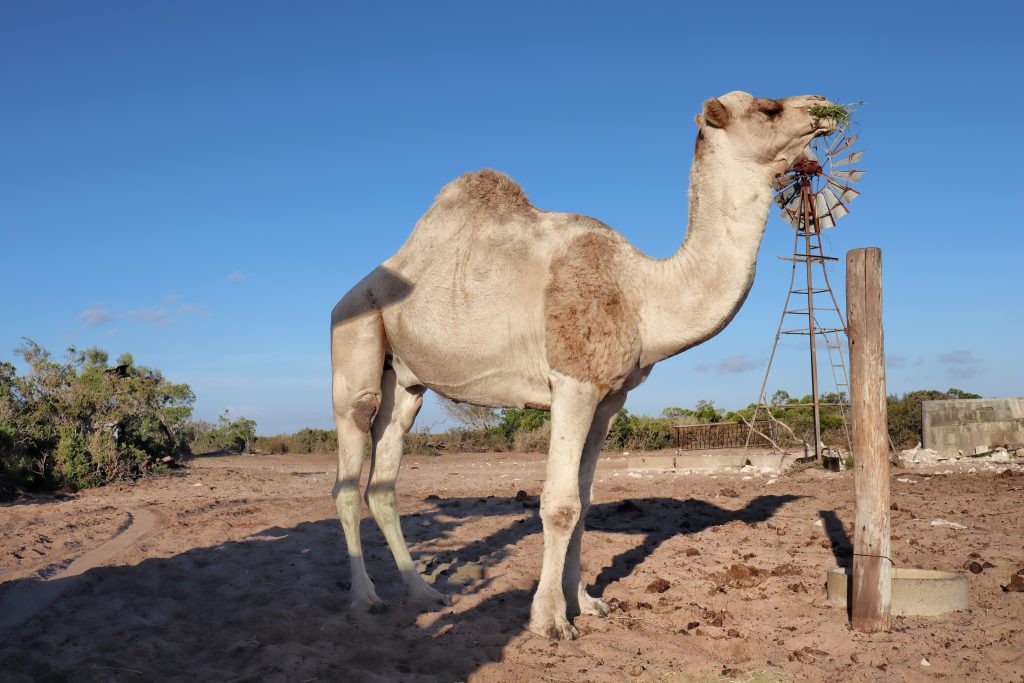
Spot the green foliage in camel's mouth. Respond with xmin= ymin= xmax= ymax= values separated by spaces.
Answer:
xmin=808 ymin=101 xmax=863 ymax=130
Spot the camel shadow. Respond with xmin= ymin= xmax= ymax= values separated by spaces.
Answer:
xmin=409 ymin=494 xmax=802 ymax=598
xmin=0 ymin=493 xmax=800 ymax=682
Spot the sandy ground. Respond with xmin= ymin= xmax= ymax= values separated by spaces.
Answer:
xmin=1 ymin=450 xmax=1022 ymax=683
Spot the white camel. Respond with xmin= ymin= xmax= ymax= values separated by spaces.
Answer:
xmin=330 ymin=91 xmax=837 ymax=640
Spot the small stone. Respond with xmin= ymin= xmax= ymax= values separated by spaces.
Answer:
xmin=686 ymin=621 xmax=700 ymax=630
xmin=720 ymin=488 xmax=740 ymax=498
xmin=645 ymin=578 xmax=671 ymax=594
xmin=967 ymin=561 xmax=983 ymax=574
xmin=685 ymin=547 xmax=700 ymax=557
xmin=920 ymin=658 xmax=930 ymax=667
xmin=727 ymin=628 xmax=740 ymax=638
xmin=449 ymin=562 xmax=485 ymax=585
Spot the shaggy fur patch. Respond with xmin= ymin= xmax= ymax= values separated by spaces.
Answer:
xmin=544 ymin=231 xmax=640 ymax=389
xmin=436 ymin=169 xmax=532 ymax=221
xmin=351 ymin=394 xmax=379 ymax=433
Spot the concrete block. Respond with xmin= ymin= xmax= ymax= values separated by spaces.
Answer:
xmin=922 ymin=397 xmax=1024 ymax=453
xmin=673 ymin=454 xmax=746 ymax=469
xmin=826 ymin=567 xmax=969 ymax=616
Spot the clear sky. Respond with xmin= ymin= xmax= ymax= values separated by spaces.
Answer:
xmin=3 ymin=2 xmax=1022 ymax=435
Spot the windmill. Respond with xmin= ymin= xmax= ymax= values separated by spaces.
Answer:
xmin=745 ymin=128 xmax=865 ymax=462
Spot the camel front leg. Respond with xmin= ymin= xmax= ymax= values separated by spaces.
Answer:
xmin=563 ymin=390 xmax=627 ymax=618
xmin=529 ymin=373 xmax=603 ymax=640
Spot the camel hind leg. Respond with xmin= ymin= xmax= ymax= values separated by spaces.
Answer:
xmin=366 ymin=367 xmax=447 ymax=607
xmin=331 ymin=304 xmax=386 ymax=611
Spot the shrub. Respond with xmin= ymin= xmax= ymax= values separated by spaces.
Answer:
xmin=512 ymin=420 xmax=551 ymax=453
xmin=0 ymin=341 xmax=195 ymax=495
xmin=605 ymin=409 xmax=675 ymax=451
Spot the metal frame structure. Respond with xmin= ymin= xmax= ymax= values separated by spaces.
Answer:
xmin=744 ymin=132 xmax=863 ymax=460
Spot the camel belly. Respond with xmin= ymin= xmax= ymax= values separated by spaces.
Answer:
xmin=381 ymin=295 xmax=552 ymax=409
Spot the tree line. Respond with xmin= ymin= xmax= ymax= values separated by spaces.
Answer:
xmin=253 ymin=387 xmax=984 ymax=457
xmin=1 ymin=338 xmax=984 ymax=496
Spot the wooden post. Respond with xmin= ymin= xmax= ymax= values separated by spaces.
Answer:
xmin=846 ymin=247 xmax=892 ymax=632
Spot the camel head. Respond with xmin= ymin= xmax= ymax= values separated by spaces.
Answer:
xmin=695 ymin=91 xmax=837 ymax=177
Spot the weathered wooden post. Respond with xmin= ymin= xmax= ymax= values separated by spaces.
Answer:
xmin=846 ymin=247 xmax=892 ymax=632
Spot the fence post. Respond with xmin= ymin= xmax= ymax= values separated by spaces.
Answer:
xmin=846 ymin=247 xmax=892 ymax=632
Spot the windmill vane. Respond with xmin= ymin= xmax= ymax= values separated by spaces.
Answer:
xmin=772 ymin=129 xmax=864 ymax=234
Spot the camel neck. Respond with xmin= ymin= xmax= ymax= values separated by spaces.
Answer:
xmin=636 ymin=142 xmax=773 ymax=366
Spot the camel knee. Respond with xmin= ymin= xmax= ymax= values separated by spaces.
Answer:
xmin=541 ymin=500 xmax=581 ymax=534
xmin=342 ymin=391 xmax=381 ymax=433
xmin=364 ymin=480 xmax=396 ymax=510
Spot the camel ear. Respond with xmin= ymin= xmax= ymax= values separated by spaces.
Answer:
xmin=701 ymin=98 xmax=731 ymax=129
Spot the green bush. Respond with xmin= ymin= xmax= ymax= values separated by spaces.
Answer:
xmin=605 ymin=409 xmax=675 ymax=451
xmin=0 ymin=341 xmax=195 ymax=495
xmin=496 ymin=408 xmax=550 ymax=444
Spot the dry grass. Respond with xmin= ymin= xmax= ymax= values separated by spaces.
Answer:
xmin=808 ymin=101 xmax=863 ymax=130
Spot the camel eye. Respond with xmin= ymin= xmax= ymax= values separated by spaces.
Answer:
xmin=757 ymin=99 xmax=784 ymax=119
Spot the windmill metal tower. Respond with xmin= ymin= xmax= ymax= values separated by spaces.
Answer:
xmin=745 ymin=130 xmax=864 ymax=461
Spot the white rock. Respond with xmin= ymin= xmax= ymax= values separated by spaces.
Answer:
xmin=930 ymin=518 xmax=967 ymax=529
xmin=975 ymin=445 xmax=990 ymax=455
xmin=766 ymin=478 xmax=778 ymax=485
xmin=920 ymin=658 xmax=930 ymax=667
xmin=742 ymin=476 xmax=753 ymax=481
xmin=814 ymin=519 xmax=823 ymax=527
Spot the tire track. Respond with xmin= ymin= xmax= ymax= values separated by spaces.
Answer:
xmin=0 ymin=507 xmax=158 ymax=641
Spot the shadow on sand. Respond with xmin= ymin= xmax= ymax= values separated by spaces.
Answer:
xmin=0 ymin=493 xmax=800 ymax=682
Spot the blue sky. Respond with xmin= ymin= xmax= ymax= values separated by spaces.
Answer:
xmin=3 ymin=2 xmax=1022 ymax=434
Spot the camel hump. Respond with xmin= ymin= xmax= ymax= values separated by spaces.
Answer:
xmin=435 ymin=169 xmax=532 ymax=216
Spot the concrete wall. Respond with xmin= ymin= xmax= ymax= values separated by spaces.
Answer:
xmin=921 ymin=397 xmax=1024 ymax=453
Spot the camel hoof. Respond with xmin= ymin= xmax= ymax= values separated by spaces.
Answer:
xmin=349 ymin=592 xmax=387 ymax=613
xmin=579 ymin=595 xmax=611 ymax=617
xmin=530 ymin=617 xmax=579 ymax=641
xmin=409 ymin=584 xmax=450 ymax=608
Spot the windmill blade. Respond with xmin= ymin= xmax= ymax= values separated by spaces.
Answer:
xmin=827 ymin=179 xmax=861 ymax=203
xmin=784 ymin=189 xmax=804 ymax=213
xmin=774 ymin=183 xmax=800 ymax=208
xmin=830 ymin=150 xmax=864 ymax=168
xmin=818 ymin=187 xmax=842 ymax=211
xmin=813 ymin=192 xmax=830 ymax=221
xmin=828 ymin=131 xmax=859 ymax=156
xmin=773 ymin=173 xmax=797 ymax=191
xmin=823 ymin=192 xmax=847 ymax=219
xmin=816 ymin=212 xmax=837 ymax=230
xmin=831 ymin=169 xmax=865 ymax=183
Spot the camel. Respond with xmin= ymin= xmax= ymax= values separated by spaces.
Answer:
xmin=330 ymin=91 xmax=837 ymax=640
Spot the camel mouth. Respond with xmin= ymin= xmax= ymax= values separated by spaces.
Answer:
xmin=814 ymin=117 xmax=838 ymax=136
